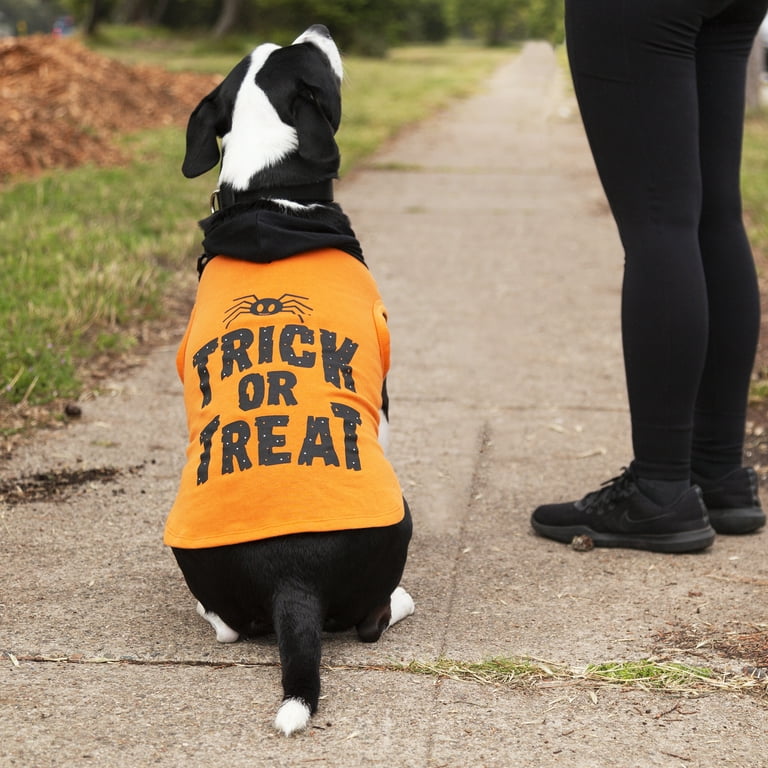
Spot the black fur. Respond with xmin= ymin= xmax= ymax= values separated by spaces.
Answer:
xmin=181 ymin=55 xmax=250 ymax=179
xmin=173 ymin=503 xmax=412 ymax=713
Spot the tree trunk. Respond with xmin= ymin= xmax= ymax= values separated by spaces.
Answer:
xmin=115 ymin=0 xmax=142 ymax=23
xmin=151 ymin=0 xmax=170 ymax=24
xmin=84 ymin=0 xmax=102 ymax=35
xmin=212 ymin=0 xmax=242 ymax=39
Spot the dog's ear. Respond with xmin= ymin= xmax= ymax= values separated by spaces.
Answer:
xmin=182 ymin=86 xmax=228 ymax=178
xmin=258 ymin=43 xmax=342 ymax=169
xmin=294 ymin=44 xmax=342 ymax=167
xmin=295 ymin=45 xmax=341 ymax=134
xmin=182 ymin=56 xmax=254 ymax=178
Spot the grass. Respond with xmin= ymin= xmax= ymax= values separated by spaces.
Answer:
xmin=0 ymin=130 xmax=206 ymax=407
xmin=87 ymin=24 xmax=260 ymax=74
xmin=743 ymin=112 xmax=768 ymax=272
xmin=743 ymin=111 xmax=768 ymax=401
xmin=0 ymin=37 xmax=509 ymax=419
xmin=403 ymin=656 xmax=768 ymax=696
xmin=10 ymin=651 xmax=766 ymax=696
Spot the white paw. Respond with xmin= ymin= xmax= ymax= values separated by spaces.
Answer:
xmin=274 ymin=698 xmax=311 ymax=736
xmin=195 ymin=601 xmax=240 ymax=643
xmin=388 ymin=586 xmax=415 ymax=628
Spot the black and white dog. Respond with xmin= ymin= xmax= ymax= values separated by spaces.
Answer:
xmin=165 ymin=25 xmax=413 ymax=736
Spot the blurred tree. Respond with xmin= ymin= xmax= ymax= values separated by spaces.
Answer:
xmin=181 ymin=0 xmax=424 ymax=55
xmin=56 ymin=0 xmax=563 ymax=49
xmin=211 ymin=0 xmax=240 ymax=37
xmin=525 ymin=0 xmax=564 ymax=43
xmin=402 ymin=0 xmax=450 ymax=42
xmin=156 ymin=0 xmax=219 ymax=28
xmin=447 ymin=0 xmax=563 ymax=46
xmin=83 ymin=0 xmax=104 ymax=32
xmin=59 ymin=0 xmax=116 ymax=33
xmin=115 ymin=0 xmax=170 ymax=24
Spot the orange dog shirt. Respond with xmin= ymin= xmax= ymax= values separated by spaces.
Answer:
xmin=164 ymin=249 xmax=405 ymax=549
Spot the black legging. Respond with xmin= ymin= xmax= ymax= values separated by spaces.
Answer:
xmin=565 ymin=0 xmax=767 ymax=482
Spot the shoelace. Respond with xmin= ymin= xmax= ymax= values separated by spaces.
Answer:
xmin=580 ymin=468 xmax=637 ymax=515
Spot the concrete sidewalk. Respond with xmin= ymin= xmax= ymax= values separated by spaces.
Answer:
xmin=3 ymin=42 xmax=767 ymax=767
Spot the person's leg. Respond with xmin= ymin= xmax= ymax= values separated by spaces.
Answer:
xmin=530 ymin=0 xmax=717 ymax=552
xmin=565 ymin=0 xmax=709 ymax=491
xmin=691 ymin=0 xmax=767 ymax=533
xmin=693 ymin=0 xmax=765 ymax=478
xmin=531 ymin=0 xmax=768 ymax=548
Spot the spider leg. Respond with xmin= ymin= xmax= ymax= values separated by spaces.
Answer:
xmin=277 ymin=294 xmax=312 ymax=311
xmin=223 ymin=301 xmax=253 ymax=320
xmin=280 ymin=299 xmax=313 ymax=320
xmin=282 ymin=302 xmax=313 ymax=322
xmin=284 ymin=308 xmax=306 ymax=323
xmin=224 ymin=311 xmax=249 ymax=329
xmin=277 ymin=293 xmax=310 ymax=302
xmin=284 ymin=294 xmax=311 ymax=302
xmin=223 ymin=303 xmax=253 ymax=328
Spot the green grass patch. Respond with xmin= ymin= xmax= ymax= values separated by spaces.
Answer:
xmin=742 ymin=112 xmax=768 ymax=402
xmin=87 ymin=25 xmax=258 ymax=73
xmin=584 ymin=660 xmax=714 ymax=689
xmin=742 ymin=113 xmax=768 ymax=262
xmin=0 ymin=129 xmax=206 ymax=407
xmin=0 ymin=41 xmax=510 ymax=415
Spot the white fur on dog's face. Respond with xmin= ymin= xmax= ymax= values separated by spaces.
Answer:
xmin=293 ymin=26 xmax=343 ymax=80
xmin=218 ymin=28 xmax=343 ymax=191
xmin=219 ymin=43 xmax=298 ymax=190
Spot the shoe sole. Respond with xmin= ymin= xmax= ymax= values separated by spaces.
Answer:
xmin=531 ymin=520 xmax=716 ymax=553
xmin=707 ymin=507 xmax=766 ymax=535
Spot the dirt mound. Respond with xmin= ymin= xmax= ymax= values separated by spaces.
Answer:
xmin=0 ymin=35 xmax=220 ymax=179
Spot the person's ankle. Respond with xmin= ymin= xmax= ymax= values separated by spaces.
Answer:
xmin=634 ymin=474 xmax=690 ymax=506
xmin=690 ymin=464 xmax=741 ymax=482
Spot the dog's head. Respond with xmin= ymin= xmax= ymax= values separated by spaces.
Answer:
xmin=182 ymin=25 xmax=343 ymax=194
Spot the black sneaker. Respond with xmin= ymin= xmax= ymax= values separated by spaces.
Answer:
xmin=692 ymin=467 xmax=765 ymax=535
xmin=531 ymin=468 xmax=715 ymax=553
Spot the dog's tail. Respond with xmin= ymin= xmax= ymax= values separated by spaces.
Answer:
xmin=271 ymin=584 xmax=324 ymax=736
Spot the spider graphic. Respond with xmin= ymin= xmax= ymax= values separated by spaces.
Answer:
xmin=223 ymin=293 xmax=313 ymax=327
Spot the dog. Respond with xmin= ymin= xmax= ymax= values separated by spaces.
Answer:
xmin=164 ymin=25 xmax=414 ymax=736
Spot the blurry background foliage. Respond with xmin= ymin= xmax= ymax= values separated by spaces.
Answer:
xmin=1 ymin=0 xmax=565 ymax=53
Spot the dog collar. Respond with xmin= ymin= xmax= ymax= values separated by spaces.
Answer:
xmin=211 ymin=181 xmax=334 ymax=212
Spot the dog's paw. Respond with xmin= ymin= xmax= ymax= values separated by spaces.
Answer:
xmin=274 ymin=697 xmax=311 ymax=736
xmin=195 ymin=601 xmax=240 ymax=643
xmin=388 ymin=586 xmax=415 ymax=628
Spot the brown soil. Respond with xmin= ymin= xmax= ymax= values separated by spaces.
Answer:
xmin=654 ymin=622 xmax=768 ymax=674
xmin=0 ymin=34 xmax=219 ymax=179
xmin=0 ymin=465 xmax=123 ymax=505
